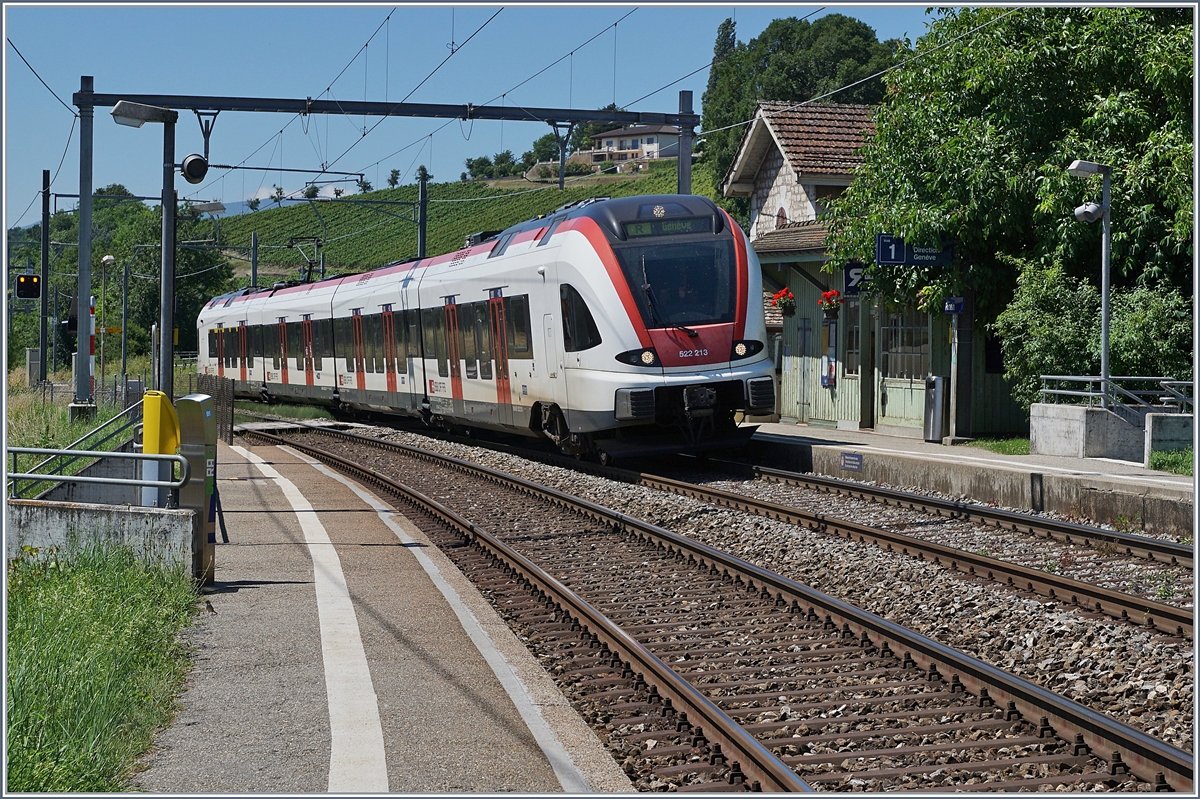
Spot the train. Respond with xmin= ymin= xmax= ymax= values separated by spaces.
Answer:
xmin=197 ymin=193 xmax=775 ymax=461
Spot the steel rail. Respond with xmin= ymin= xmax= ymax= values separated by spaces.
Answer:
xmin=250 ymin=429 xmax=807 ymax=792
xmin=710 ymin=453 xmax=1193 ymax=569
xmin=246 ymin=426 xmax=1194 ymax=792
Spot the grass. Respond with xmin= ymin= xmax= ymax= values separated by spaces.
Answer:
xmin=6 ymin=543 xmax=198 ymax=791
xmin=234 ymin=399 xmax=333 ymax=423
xmin=1149 ymin=447 xmax=1193 ymax=476
xmin=964 ymin=437 xmax=1031 ymax=456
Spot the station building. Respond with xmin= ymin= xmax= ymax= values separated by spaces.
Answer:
xmin=723 ymin=102 xmax=1027 ymax=438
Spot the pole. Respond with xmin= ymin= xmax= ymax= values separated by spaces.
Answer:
xmin=557 ymin=128 xmax=568 ymax=191
xmin=677 ymin=90 xmax=693 ymax=196
xmin=74 ymin=76 xmax=94 ymax=409
xmin=947 ymin=312 xmax=958 ymax=443
xmin=121 ymin=255 xmax=129 ymax=395
xmin=417 ymin=170 xmax=428 ymax=259
xmin=39 ymin=169 xmax=49 ymax=383
xmin=250 ymin=230 xmax=258 ymax=288
xmin=100 ymin=255 xmax=106 ymax=392
xmin=1100 ymin=168 xmax=1111 ymax=410
xmin=51 ymin=287 xmax=58 ymax=374
xmin=160 ymin=118 xmax=177 ymax=401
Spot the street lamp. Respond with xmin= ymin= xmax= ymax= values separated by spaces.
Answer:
xmin=1068 ymin=158 xmax=1112 ymax=409
xmin=112 ymin=100 xmax=179 ymax=400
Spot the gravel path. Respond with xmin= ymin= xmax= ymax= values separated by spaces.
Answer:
xmin=341 ymin=427 xmax=1195 ymax=754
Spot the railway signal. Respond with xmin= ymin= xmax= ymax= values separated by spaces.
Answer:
xmin=16 ymin=273 xmax=41 ymax=299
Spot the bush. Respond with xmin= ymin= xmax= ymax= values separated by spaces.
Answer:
xmin=992 ymin=259 xmax=1193 ymax=411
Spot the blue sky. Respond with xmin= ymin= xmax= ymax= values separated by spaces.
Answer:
xmin=4 ymin=3 xmax=939 ymax=229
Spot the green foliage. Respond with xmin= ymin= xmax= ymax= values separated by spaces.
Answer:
xmin=302 ymin=184 xmax=320 ymax=199
xmin=6 ymin=542 xmax=197 ymax=791
xmin=569 ymin=104 xmax=625 ymax=152
xmin=701 ymin=13 xmax=900 ymax=214
xmin=246 ymin=197 xmax=261 ymax=211
xmin=524 ymin=132 xmax=559 ymax=167
xmin=271 ymin=185 xmax=284 ymax=206
xmin=217 ymin=161 xmax=717 ymax=277
xmin=387 ymin=168 xmax=400 ymax=188
xmin=415 ymin=165 xmax=433 ymax=183
xmin=356 ymin=178 xmax=373 ymax=193
xmin=826 ymin=7 xmax=1193 ymax=321
xmin=1150 ymin=448 xmax=1192 ymax=476
xmin=992 ymin=259 xmax=1193 ymax=410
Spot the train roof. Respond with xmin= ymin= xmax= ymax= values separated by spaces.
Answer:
xmin=496 ymin=193 xmax=726 ymax=242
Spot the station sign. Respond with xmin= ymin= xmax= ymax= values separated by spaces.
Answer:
xmin=843 ymin=262 xmax=871 ymax=296
xmin=944 ymin=297 xmax=965 ymax=314
xmin=876 ymin=233 xmax=953 ymax=267
xmin=840 ymin=452 xmax=863 ymax=472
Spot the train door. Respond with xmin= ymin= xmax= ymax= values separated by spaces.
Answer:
xmin=443 ymin=302 xmax=464 ymax=415
xmin=351 ymin=310 xmax=366 ymax=390
xmin=238 ymin=323 xmax=248 ymax=383
xmin=541 ymin=312 xmax=569 ymax=418
xmin=381 ymin=306 xmax=398 ymax=393
xmin=488 ymin=292 xmax=512 ymax=426
xmin=301 ymin=315 xmax=315 ymax=386
xmin=277 ymin=318 xmax=289 ymax=385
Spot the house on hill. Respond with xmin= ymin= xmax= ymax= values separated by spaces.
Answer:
xmin=724 ymin=101 xmax=1025 ymax=439
xmin=588 ymin=125 xmax=681 ymax=167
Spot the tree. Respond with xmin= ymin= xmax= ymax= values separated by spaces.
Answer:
xmin=356 ymin=178 xmax=373 ymax=193
xmin=569 ymin=104 xmax=624 ymax=153
xmin=333 ymin=187 xmax=344 ymax=198
xmin=701 ymin=13 xmax=901 ymax=206
xmin=271 ymin=185 xmax=284 ymax=206
xmin=388 ymin=169 xmax=400 ymax=188
xmin=415 ymin=165 xmax=433 ymax=183
xmin=246 ymin=197 xmax=261 ymax=211
xmin=491 ymin=150 xmax=520 ymax=178
xmin=824 ymin=7 xmax=1193 ymax=323
xmin=523 ymin=132 xmax=559 ymax=168
xmin=302 ymin=184 xmax=320 ymax=199
xmin=464 ymin=155 xmax=494 ymax=180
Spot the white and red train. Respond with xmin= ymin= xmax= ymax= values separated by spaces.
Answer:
xmin=197 ymin=194 xmax=775 ymax=459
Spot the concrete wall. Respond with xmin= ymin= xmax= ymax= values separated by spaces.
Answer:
xmin=754 ymin=438 xmax=1193 ymax=537
xmin=1145 ymin=413 xmax=1193 ymax=467
xmin=6 ymin=499 xmax=194 ymax=569
xmin=1030 ymin=403 xmax=1145 ymax=462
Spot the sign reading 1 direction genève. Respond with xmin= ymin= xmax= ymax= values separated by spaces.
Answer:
xmin=875 ymin=234 xmax=953 ymax=267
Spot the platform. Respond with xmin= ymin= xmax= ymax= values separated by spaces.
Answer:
xmin=133 ymin=440 xmax=630 ymax=793
xmin=749 ymin=423 xmax=1194 ymax=537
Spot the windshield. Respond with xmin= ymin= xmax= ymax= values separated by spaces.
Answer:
xmin=612 ymin=239 xmax=737 ymax=329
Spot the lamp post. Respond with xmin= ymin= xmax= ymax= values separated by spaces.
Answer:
xmin=112 ymin=100 xmax=178 ymax=400
xmin=1068 ymin=159 xmax=1112 ymax=409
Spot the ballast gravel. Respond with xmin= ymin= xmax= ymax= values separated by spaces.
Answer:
xmin=349 ymin=427 xmax=1194 ymax=754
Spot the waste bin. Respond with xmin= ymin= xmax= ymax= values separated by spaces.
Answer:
xmin=923 ymin=376 xmax=946 ymax=442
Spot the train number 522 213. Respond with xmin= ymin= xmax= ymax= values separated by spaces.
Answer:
xmin=678 ymin=349 xmax=709 ymax=358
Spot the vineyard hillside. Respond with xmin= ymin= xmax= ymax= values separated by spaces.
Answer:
xmin=217 ymin=161 xmax=717 ymax=281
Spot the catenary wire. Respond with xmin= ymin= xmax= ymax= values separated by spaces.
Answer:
xmin=10 ymin=115 xmax=79 ymax=228
xmin=6 ymin=38 xmax=77 ymax=116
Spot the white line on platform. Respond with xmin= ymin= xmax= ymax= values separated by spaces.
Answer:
xmin=286 ymin=448 xmax=593 ymax=794
xmin=230 ymin=446 xmax=389 ymax=793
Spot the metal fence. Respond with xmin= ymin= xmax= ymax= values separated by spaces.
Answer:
xmin=196 ymin=373 xmax=235 ymax=444
xmin=1040 ymin=375 xmax=1194 ymax=427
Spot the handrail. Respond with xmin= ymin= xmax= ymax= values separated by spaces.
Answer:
xmin=24 ymin=400 xmax=145 ymax=480
xmin=7 ymin=449 xmax=189 ymax=496
xmin=1040 ymin=375 xmax=1193 ymax=418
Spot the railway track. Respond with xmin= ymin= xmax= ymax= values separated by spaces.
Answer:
xmin=240 ymin=425 xmax=1193 ymax=792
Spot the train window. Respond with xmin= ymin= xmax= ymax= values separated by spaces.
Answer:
xmin=313 ymin=318 xmax=333 ymax=371
xmin=405 ymin=310 xmax=420 ymax=360
xmin=459 ymin=304 xmax=478 ymax=379
xmin=560 ymin=284 xmax=603 ymax=352
xmin=475 ymin=303 xmax=492 ymax=380
xmin=423 ymin=307 xmax=449 ymax=378
xmin=287 ymin=322 xmax=304 ymax=371
xmin=392 ymin=312 xmax=407 ymax=373
xmin=613 ymin=240 xmax=737 ymax=329
xmin=363 ymin=314 xmax=382 ymax=373
xmin=537 ymin=217 xmax=565 ymax=246
xmin=208 ymin=329 xmax=217 ymax=361
xmin=844 ymin=297 xmax=860 ymax=377
xmin=238 ymin=326 xmax=248 ymax=367
xmin=251 ymin=325 xmax=264 ymax=362
xmin=334 ymin=317 xmax=353 ymax=372
xmin=506 ymin=295 xmax=532 ymax=358
xmin=265 ymin=324 xmax=281 ymax=370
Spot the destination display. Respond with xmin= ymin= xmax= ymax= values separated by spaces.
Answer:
xmin=624 ymin=216 xmax=713 ymax=238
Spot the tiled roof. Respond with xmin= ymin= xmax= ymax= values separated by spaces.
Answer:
xmin=751 ymin=219 xmax=829 ymax=255
xmin=763 ymin=289 xmax=784 ymax=327
xmin=757 ymin=102 xmax=874 ymax=175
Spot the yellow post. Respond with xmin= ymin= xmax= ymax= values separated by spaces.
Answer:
xmin=141 ymin=390 xmax=180 ymax=508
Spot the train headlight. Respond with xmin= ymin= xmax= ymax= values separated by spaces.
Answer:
xmin=615 ymin=347 xmax=659 ymax=367
xmin=730 ymin=340 xmax=764 ymax=360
